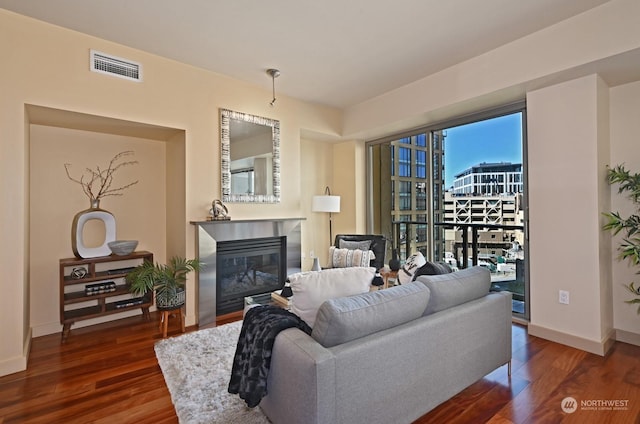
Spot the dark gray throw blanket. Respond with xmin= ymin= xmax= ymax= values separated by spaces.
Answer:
xmin=228 ymin=305 xmax=312 ymax=408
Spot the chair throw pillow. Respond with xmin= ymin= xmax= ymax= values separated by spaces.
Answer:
xmin=338 ymin=239 xmax=372 ymax=251
xmin=288 ymin=267 xmax=375 ymax=327
xmin=412 ymin=261 xmax=453 ymax=281
xmin=329 ymin=246 xmax=376 ymax=268
xmin=397 ymin=251 xmax=427 ymax=285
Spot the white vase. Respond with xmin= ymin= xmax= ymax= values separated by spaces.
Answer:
xmin=71 ymin=199 xmax=116 ymax=258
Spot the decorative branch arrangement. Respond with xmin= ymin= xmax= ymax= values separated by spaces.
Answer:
xmin=64 ymin=151 xmax=139 ymax=204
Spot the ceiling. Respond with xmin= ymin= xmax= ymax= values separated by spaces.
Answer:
xmin=0 ymin=0 xmax=614 ymax=108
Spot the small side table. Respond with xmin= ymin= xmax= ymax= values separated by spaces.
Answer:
xmin=159 ymin=307 xmax=185 ymax=338
xmin=380 ymin=270 xmax=399 ymax=289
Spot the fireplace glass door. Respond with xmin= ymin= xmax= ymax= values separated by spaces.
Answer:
xmin=216 ymin=237 xmax=286 ymax=315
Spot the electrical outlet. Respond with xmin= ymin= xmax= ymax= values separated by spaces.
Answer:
xmin=559 ymin=290 xmax=570 ymax=305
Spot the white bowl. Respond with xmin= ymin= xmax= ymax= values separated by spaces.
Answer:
xmin=108 ymin=240 xmax=138 ymax=256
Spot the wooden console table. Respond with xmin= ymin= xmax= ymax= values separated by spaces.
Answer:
xmin=59 ymin=251 xmax=153 ymax=342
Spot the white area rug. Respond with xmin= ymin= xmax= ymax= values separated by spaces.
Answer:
xmin=154 ymin=320 xmax=271 ymax=424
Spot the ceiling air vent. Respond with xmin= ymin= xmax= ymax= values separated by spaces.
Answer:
xmin=90 ymin=50 xmax=142 ymax=82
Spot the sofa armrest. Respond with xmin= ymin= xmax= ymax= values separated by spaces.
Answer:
xmin=260 ymin=328 xmax=337 ymax=424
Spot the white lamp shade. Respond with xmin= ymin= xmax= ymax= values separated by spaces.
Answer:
xmin=312 ymin=195 xmax=340 ymax=213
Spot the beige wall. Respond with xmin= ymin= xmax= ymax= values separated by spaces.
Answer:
xmin=29 ymin=125 xmax=168 ymax=336
xmin=610 ymin=80 xmax=640 ymax=339
xmin=300 ymin=138 xmax=336 ymax=268
xmin=526 ymin=75 xmax=613 ymax=354
xmin=343 ymin=0 xmax=640 ymax=140
xmin=0 ymin=9 xmax=341 ymax=376
xmin=299 ymin=138 xmax=368 ymax=267
xmin=333 ymin=140 xmax=367 ymax=236
xmin=2 ymin=0 xmax=640 ymax=376
xmin=335 ymin=0 xmax=640 ymax=355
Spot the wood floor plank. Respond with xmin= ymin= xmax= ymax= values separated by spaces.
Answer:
xmin=486 ymin=414 xmax=516 ymax=424
xmin=1 ymin=314 xmax=638 ymax=423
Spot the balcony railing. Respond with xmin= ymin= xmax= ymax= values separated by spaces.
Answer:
xmin=434 ymin=222 xmax=524 ymax=269
xmin=391 ymin=220 xmax=526 ymax=315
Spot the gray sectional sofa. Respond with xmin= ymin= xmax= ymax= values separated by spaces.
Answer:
xmin=259 ymin=266 xmax=512 ymax=424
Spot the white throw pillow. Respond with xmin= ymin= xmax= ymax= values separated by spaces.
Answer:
xmin=397 ymin=252 xmax=427 ymax=285
xmin=289 ymin=267 xmax=375 ymax=327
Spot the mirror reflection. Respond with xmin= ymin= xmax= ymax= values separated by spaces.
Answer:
xmin=220 ymin=109 xmax=280 ymax=203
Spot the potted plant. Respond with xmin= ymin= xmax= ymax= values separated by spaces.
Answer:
xmin=603 ymin=164 xmax=640 ymax=313
xmin=126 ymin=256 xmax=201 ymax=310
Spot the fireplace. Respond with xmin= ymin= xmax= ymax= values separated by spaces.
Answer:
xmin=216 ymin=237 xmax=286 ymax=315
xmin=191 ymin=218 xmax=303 ymax=326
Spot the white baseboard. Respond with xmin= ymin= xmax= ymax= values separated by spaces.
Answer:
xmin=32 ymin=321 xmax=63 ymax=338
xmin=0 ymin=355 xmax=27 ymax=377
xmin=528 ymin=324 xmax=615 ymax=356
xmin=615 ymin=329 xmax=640 ymax=347
xmin=0 ymin=328 xmax=31 ymax=377
xmin=32 ymin=309 xmax=148 ymax=338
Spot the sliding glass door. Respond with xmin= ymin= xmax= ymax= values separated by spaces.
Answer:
xmin=367 ymin=103 xmax=529 ymax=319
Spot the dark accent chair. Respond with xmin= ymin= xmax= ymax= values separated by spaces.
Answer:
xmin=333 ymin=234 xmax=387 ymax=270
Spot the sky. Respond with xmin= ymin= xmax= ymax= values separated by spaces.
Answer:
xmin=443 ymin=112 xmax=523 ymax=188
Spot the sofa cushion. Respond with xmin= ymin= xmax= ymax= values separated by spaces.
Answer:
xmin=415 ymin=266 xmax=491 ymax=315
xmin=329 ymin=246 xmax=376 ymax=268
xmin=412 ymin=261 xmax=452 ymax=280
xmin=311 ymin=282 xmax=431 ymax=348
xmin=289 ymin=267 xmax=374 ymax=327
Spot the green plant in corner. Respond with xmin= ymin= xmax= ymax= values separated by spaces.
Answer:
xmin=603 ymin=164 xmax=640 ymax=313
xmin=126 ymin=256 xmax=201 ymax=309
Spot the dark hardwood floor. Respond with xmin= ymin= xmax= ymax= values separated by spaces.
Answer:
xmin=1 ymin=312 xmax=638 ymax=423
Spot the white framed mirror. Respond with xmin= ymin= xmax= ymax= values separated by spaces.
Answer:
xmin=220 ymin=109 xmax=280 ymax=203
